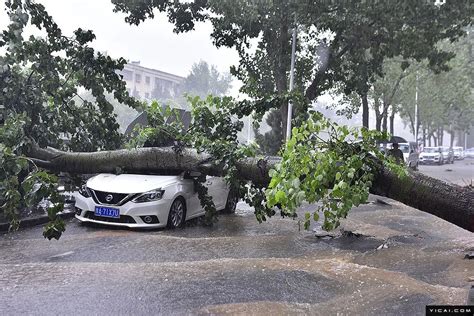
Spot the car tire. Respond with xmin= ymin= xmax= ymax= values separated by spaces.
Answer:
xmin=167 ymin=197 xmax=186 ymax=229
xmin=222 ymin=190 xmax=238 ymax=214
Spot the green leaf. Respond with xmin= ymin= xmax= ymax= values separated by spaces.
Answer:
xmin=313 ymin=212 xmax=319 ymax=221
xmin=275 ymin=190 xmax=286 ymax=203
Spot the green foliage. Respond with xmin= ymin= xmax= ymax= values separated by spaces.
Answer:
xmin=396 ymin=36 xmax=474 ymax=142
xmin=180 ymin=61 xmax=232 ymax=99
xmin=0 ymin=114 xmax=29 ymax=230
xmin=266 ymin=111 xmax=406 ymax=231
xmin=0 ymin=0 xmax=138 ymax=238
xmin=126 ymin=101 xmax=185 ymax=149
xmin=0 ymin=114 xmax=65 ymax=237
xmin=23 ymin=171 xmax=65 ymax=240
xmin=254 ymin=109 xmax=283 ymax=155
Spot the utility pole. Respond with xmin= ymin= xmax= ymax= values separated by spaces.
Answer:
xmin=285 ymin=17 xmax=297 ymax=141
xmin=414 ymin=71 xmax=419 ymax=144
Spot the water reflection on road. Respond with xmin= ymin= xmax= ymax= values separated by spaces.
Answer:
xmin=0 ymin=195 xmax=472 ymax=315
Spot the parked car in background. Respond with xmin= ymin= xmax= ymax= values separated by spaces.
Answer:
xmin=452 ymin=147 xmax=464 ymax=160
xmin=466 ymin=148 xmax=474 ymax=159
xmin=419 ymin=147 xmax=443 ymax=165
xmin=386 ymin=142 xmax=419 ymax=170
xmin=440 ymin=147 xmax=455 ymax=164
xmin=74 ymin=172 xmax=238 ymax=229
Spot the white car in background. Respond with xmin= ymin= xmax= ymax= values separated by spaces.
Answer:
xmin=419 ymin=147 xmax=443 ymax=165
xmin=453 ymin=146 xmax=464 ymax=160
xmin=74 ymin=172 xmax=238 ymax=229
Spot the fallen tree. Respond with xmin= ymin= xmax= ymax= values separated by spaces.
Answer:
xmin=28 ymin=144 xmax=474 ymax=232
xmin=2 ymin=1 xmax=472 ymax=240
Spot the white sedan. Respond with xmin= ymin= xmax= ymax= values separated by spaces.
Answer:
xmin=74 ymin=172 xmax=238 ymax=229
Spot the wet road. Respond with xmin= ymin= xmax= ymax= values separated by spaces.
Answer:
xmin=1 ymin=194 xmax=473 ymax=315
xmin=419 ymin=159 xmax=474 ymax=186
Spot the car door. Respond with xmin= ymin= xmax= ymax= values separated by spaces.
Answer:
xmin=179 ymin=178 xmax=201 ymax=218
xmin=209 ymin=176 xmax=228 ymax=209
xmin=205 ymin=176 xmax=228 ymax=210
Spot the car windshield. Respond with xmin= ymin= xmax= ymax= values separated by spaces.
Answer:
xmin=453 ymin=148 xmax=462 ymax=152
xmin=398 ymin=144 xmax=409 ymax=153
xmin=441 ymin=148 xmax=450 ymax=153
xmin=423 ymin=148 xmax=438 ymax=153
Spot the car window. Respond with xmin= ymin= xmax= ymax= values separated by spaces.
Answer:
xmin=398 ymin=144 xmax=409 ymax=153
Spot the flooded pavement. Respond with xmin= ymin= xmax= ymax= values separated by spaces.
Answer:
xmin=0 ymin=196 xmax=473 ymax=315
xmin=419 ymin=159 xmax=474 ymax=186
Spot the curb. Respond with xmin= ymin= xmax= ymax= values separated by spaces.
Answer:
xmin=0 ymin=210 xmax=76 ymax=233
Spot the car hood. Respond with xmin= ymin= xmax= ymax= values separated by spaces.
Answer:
xmin=87 ymin=174 xmax=181 ymax=194
xmin=420 ymin=153 xmax=439 ymax=156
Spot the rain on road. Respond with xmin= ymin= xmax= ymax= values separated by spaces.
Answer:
xmin=0 ymin=164 xmax=473 ymax=315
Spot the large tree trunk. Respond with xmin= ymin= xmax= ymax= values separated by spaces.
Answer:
xmin=28 ymin=145 xmax=474 ymax=232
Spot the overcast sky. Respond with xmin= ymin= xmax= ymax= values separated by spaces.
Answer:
xmin=0 ymin=0 xmax=239 ymax=77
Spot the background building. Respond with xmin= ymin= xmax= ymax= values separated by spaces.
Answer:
xmin=118 ymin=61 xmax=184 ymax=102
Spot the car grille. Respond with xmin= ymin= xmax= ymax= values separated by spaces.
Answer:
xmin=89 ymin=189 xmax=135 ymax=206
xmin=84 ymin=211 xmax=136 ymax=224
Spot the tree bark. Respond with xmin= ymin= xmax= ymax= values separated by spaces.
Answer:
xmin=374 ymin=97 xmax=382 ymax=131
xmin=389 ymin=105 xmax=395 ymax=136
xmin=361 ymin=93 xmax=369 ymax=129
xmin=27 ymin=145 xmax=474 ymax=232
xmin=422 ymin=128 xmax=426 ymax=147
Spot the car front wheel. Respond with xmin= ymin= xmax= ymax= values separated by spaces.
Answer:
xmin=167 ymin=197 xmax=186 ymax=228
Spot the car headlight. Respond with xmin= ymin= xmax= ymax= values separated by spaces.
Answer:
xmin=78 ymin=184 xmax=91 ymax=198
xmin=132 ymin=189 xmax=165 ymax=203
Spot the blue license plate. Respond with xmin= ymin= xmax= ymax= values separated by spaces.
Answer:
xmin=94 ymin=206 xmax=120 ymax=218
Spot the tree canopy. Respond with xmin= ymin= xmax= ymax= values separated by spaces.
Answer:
xmin=113 ymin=0 xmax=472 ymax=140
xmin=180 ymin=60 xmax=232 ymax=99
